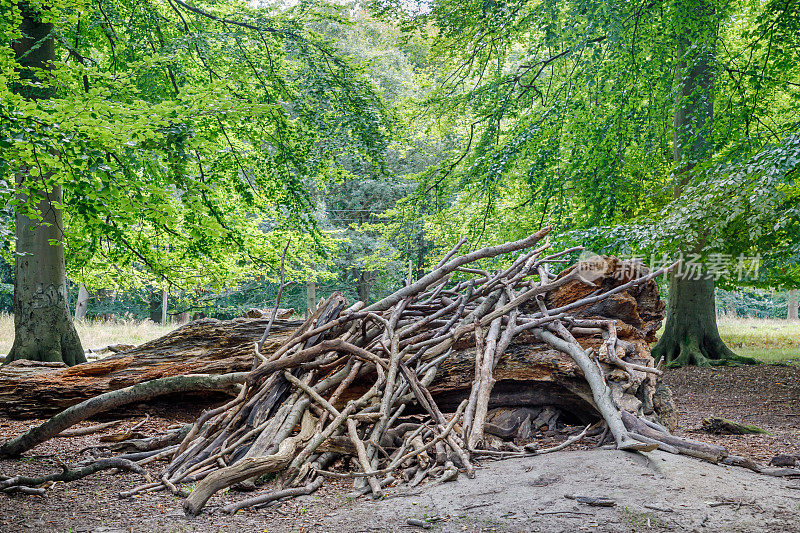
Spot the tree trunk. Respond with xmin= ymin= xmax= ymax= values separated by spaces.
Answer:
xmin=356 ymin=270 xmax=374 ymax=303
xmin=149 ymin=289 xmax=163 ymax=323
xmin=74 ymin=284 xmax=90 ymax=321
xmin=652 ymin=276 xmax=756 ymax=367
xmin=0 ymin=257 xmax=671 ymax=423
xmin=788 ymin=289 xmax=798 ymax=320
xmin=0 ymin=318 xmax=303 ymax=418
xmin=654 ymin=0 xmax=745 ymax=367
xmin=5 ymin=7 xmax=85 ymax=367
xmin=161 ymin=290 xmax=168 ymax=324
xmin=306 ymin=279 xmax=316 ymax=316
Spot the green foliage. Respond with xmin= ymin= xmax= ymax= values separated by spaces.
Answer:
xmin=1 ymin=0 xmax=392 ymax=295
xmin=3 ymin=0 xmax=798 ymax=324
xmin=375 ymin=0 xmax=800 ymax=289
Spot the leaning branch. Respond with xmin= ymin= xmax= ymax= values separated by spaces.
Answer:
xmin=0 ymin=373 xmax=247 ymax=458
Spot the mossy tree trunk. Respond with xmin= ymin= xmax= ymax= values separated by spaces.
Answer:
xmin=652 ymin=0 xmax=752 ymax=367
xmin=652 ymin=276 xmax=756 ymax=367
xmin=5 ymin=6 xmax=85 ymax=366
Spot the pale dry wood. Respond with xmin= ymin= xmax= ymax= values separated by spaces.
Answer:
xmin=57 ymin=420 xmax=123 ymax=437
xmin=182 ymin=410 xmax=317 ymax=516
xmin=1 ymin=235 xmax=693 ymax=514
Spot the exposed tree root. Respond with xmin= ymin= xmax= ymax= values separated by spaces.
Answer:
xmin=653 ymin=275 xmax=759 ymax=368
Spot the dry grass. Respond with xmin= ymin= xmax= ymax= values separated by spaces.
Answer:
xmin=0 ymin=313 xmax=178 ymax=355
xmin=716 ymin=316 xmax=800 ymax=363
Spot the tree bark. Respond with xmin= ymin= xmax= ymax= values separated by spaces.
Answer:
xmin=356 ymin=269 xmax=374 ymax=303
xmin=74 ymin=284 xmax=90 ymax=320
xmin=0 ymin=318 xmax=303 ymax=417
xmin=652 ymin=276 xmax=756 ymax=366
xmin=5 ymin=7 xmax=85 ymax=367
xmin=0 ymin=372 xmax=248 ymax=458
xmin=306 ymin=279 xmax=316 ymax=316
xmin=788 ymin=289 xmax=798 ymax=320
xmin=0 ymin=256 xmax=670 ymax=426
xmin=161 ymin=290 xmax=168 ymax=324
xmin=149 ymin=289 xmax=163 ymax=323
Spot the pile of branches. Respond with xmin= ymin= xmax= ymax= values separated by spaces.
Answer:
xmin=3 ymin=229 xmax=733 ymax=513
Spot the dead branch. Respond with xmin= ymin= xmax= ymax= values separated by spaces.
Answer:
xmin=0 ymin=458 xmax=147 ymax=492
xmin=57 ymin=420 xmax=123 ymax=437
xmin=0 ymin=373 xmax=247 ymax=458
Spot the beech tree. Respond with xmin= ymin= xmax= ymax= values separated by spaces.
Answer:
xmin=1 ymin=0 xmax=391 ymax=365
xmin=7 ymin=6 xmax=85 ymax=365
xmin=380 ymin=0 xmax=800 ymax=365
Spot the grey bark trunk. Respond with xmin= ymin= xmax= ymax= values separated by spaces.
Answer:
xmin=149 ymin=290 xmax=163 ymax=323
xmin=355 ymin=270 xmax=374 ymax=304
xmin=788 ymin=289 xmax=799 ymax=320
xmin=652 ymin=276 xmax=756 ymax=367
xmin=74 ymin=284 xmax=89 ymax=320
xmin=652 ymin=0 xmax=748 ymax=367
xmin=306 ymin=279 xmax=316 ymax=316
xmin=161 ymin=290 xmax=168 ymax=324
xmin=5 ymin=8 xmax=85 ymax=366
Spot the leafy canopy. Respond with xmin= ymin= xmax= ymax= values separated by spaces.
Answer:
xmin=1 ymin=0 xmax=392 ymax=291
xmin=373 ymin=0 xmax=800 ymax=286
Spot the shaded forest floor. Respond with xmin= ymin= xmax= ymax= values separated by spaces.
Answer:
xmin=664 ymin=365 xmax=800 ymax=463
xmin=0 ymin=364 xmax=798 ymax=532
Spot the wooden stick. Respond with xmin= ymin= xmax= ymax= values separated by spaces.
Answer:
xmin=257 ymin=239 xmax=293 ymax=352
xmin=0 ymin=458 xmax=147 ymax=492
xmin=57 ymin=420 xmax=123 ymax=437
xmin=347 ymin=419 xmax=382 ymax=497
xmin=182 ymin=411 xmax=317 ymax=516
xmin=535 ymin=327 xmax=654 ymax=452
xmin=365 ymin=228 xmax=551 ymax=313
xmin=0 ymin=373 xmax=247 ymax=458
xmin=221 ymin=477 xmax=324 ymax=514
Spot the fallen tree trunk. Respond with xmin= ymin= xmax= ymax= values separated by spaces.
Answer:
xmin=0 ymin=259 xmax=665 ymax=424
xmin=0 ymin=372 xmax=247 ymax=457
xmin=0 ymin=318 xmax=301 ymax=418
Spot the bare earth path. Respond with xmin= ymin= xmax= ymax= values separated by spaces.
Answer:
xmin=318 ymin=449 xmax=800 ymax=532
xmin=1 ymin=365 xmax=798 ymax=532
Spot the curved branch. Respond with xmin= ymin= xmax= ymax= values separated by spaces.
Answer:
xmin=0 ymin=373 xmax=247 ymax=458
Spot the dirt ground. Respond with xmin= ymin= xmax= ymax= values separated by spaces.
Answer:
xmin=1 ymin=364 xmax=798 ymax=533
xmin=663 ymin=364 xmax=800 ymax=463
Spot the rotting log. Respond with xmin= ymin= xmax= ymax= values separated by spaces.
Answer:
xmin=355 ymin=257 xmax=671 ymax=427
xmin=701 ymin=416 xmax=770 ymax=435
xmin=0 ymin=372 xmax=247 ymax=458
xmin=0 ymin=258 xmax=666 ymax=423
xmin=0 ymin=318 xmax=302 ymax=418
